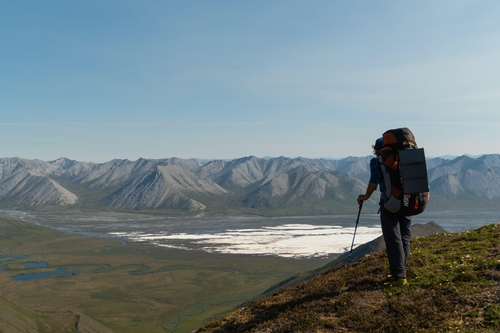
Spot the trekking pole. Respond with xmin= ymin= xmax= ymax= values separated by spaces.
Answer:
xmin=347 ymin=202 xmax=363 ymax=266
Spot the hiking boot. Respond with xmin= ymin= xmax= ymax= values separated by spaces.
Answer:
xmin=384 ymin=277 xmax=408 ymax=287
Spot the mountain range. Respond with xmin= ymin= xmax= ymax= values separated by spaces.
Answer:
xmin=0 ymin=154 xmax=499 ymax=214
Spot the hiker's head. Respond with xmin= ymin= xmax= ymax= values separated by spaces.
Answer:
xmin=372 ymin=137 xmax=383 ymax=155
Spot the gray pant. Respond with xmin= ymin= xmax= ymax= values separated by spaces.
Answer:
xmin=380 ymin=207 xmax=412 ymax=279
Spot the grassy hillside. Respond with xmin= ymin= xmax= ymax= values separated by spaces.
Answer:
xmin=197 ymin=224 xmax=500 ymax=332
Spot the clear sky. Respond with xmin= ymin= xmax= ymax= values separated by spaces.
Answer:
xmin=1 ymin=1 xmax=499 ymax=162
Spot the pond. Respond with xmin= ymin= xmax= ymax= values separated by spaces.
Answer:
xmin=12 ymin=267 xmax=66 ymax=281
xmin=0 ymin=260 xmax=85 ymax=281
xmin=23 ymin=262 xmax=49 ymax=269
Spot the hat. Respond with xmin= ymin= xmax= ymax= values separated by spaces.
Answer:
xmin=373 ymin=137 xmax=383 ymax=150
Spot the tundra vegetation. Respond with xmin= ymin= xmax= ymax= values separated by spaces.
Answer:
xmin=197 ymin=224 xmax=500 ymax=332
xmin=0 ymin=217 xmax=328 ymax=332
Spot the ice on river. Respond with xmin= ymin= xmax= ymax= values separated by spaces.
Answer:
xmin=111 ymin=223 xmax=382 ymax=258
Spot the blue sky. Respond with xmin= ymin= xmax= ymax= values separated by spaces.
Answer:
xmin=1 ymin=1 xmax=499 ymax=162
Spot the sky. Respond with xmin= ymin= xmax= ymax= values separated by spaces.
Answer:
xmin=1 ymin=1 xmax=500 ymax=163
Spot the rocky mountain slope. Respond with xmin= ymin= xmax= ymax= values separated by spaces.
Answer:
xmin=0 ymin=154 xmax=498 ymax=213
xmin=109 ymin=163 xmax=226 ymax=210
xmin=428 ymin=154 xmax=500 ymax=200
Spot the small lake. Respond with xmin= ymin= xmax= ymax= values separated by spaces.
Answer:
xmin=0 ymin=260 xmax=86 ymax=281
xmin=12 ymin=267 xmax=66 ymax=281
xmin=23 ymin=262 xmax=49 ymax=268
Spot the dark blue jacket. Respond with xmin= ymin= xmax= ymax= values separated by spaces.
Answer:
xmin=369 ymin=157 xmax=385 ymax=205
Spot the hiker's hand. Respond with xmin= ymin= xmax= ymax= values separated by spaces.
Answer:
xmin=357 ymin=194 xmax=369 ymax=205
xmin=358 ymin=183 xmax=376 ymax=205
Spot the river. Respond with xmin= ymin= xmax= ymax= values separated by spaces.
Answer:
xmin=0 ymin=209 xmax=498 ymax=258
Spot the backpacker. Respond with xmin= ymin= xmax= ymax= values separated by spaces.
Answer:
xmin=379 ymin=127 xmax=430 ymax=216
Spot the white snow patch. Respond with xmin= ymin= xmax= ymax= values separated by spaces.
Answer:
xmin=120 ymin=224 xmax=382 ymax=258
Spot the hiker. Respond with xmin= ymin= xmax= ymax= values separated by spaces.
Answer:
xmin=357 ymin=137 xmax=411 ymax=287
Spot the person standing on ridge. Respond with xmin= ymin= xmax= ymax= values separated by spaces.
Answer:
xmin=357 ymin=137 xmax=411 ymax=287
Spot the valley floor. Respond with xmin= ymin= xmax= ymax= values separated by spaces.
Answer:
xmin=0 ymin=216 xmax=329 ymax=332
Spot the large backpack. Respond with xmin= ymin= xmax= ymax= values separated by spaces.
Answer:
xmin=379 ymin=128 xmax=430 ymax=216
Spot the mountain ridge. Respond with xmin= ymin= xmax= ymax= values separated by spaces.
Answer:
xmin=0 ymin=154 xmax=498 ymax=213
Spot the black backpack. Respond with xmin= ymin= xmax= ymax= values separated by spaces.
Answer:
xmin=379 ymin=128 xmax=430 ymax=216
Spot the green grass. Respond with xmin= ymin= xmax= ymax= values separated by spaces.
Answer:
xmin=0 ymin=216 xmax=329 ymax=333
xmin=198 ymin=224 xmax=500 ymax=332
